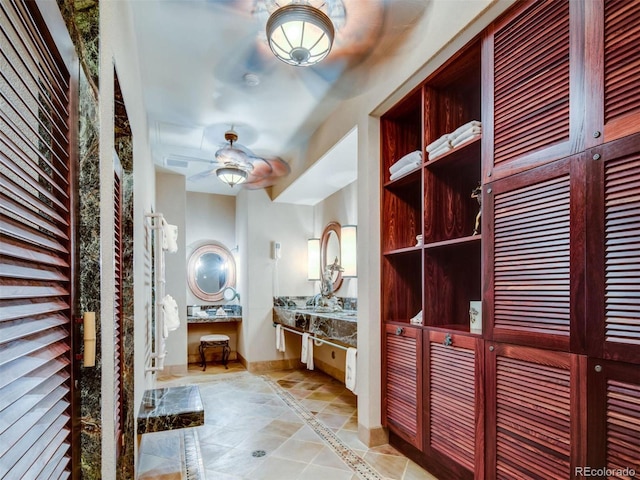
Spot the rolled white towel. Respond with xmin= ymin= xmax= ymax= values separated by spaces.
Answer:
xmin=449 ymin=120 xmax=481 ymax=140
xmin=162 ymin=294 xmax=180 ymax=338
xmin=345 ymin=347 xmax=357 ymax=393
xmin=162 ymin=220 xmax=178 ymax=253
xmin=428 ymin=143 xmax=453 ymax=160
xmin=426 ymin=134 xmax=451 ymax=153
xmin=306 ymin=336 xmax=314 ymax=370
xmin=389 ymin=161 xmax=420 ymax=181
xmin=389 ymin=150 xmax=422 ymax=174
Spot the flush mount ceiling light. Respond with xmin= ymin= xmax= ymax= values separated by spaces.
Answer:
xmin=266 ymin=3 xmax=335 ymax=67
xmin=216 ymin=167 xmax=248 ymax=187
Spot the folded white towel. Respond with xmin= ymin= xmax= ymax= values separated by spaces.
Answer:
xmin=162 ymin=294 xmax=180 ymax=338
xmin=162 ymin=220 xmax=178 ymax=253
xmin=451 ymin=132 xmax=481 ymax=149
xmin=275 ymin=324 xmax=286 ymax=353
xmin=345 ymin=347 xmax=357 ymax=393
xmin=426 ymin=134 xmax=451 ymax=153
xmin=410 ymin=310 xmax=422 ymax=325
xmin=449 ymin=120 xmax=481 ymax=140
xmin=428 ymin=143 xmax=453 ymax=160
xmin=451 ymin=124 xmax=482 ymax=145
xmin=389 ymin=161 xmax=420 ymax=181
xmin=389 ymin=150 xmax=422 ymax=174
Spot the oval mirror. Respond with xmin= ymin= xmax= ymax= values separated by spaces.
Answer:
xmin=187 ymin=244 xmax=236 ymax=302
xmin=320 ymin=221 xmax=343 ymax=292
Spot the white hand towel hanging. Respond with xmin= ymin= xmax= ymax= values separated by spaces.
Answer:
xmin=301 ymin=333 xmax=309 ymax=363
xmin=345 ymin=348 xmax=357 ymax=393
xmin=305 ymin=335 xmax=314 ymax=370
xmin=162 ymin=219 xmax=178 ymax=253
xmin=162 ymin=294 xmax=180 ymax=338
xmin=276 ymin=324 xmax=286 ymax=353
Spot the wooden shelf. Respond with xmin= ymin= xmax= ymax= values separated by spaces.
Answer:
xmin=425 ymin=135 xmax=481 ymax=171
xmin=383 ymin=245 xmax=423 ymax=256
xmin=423 ymin=234 xmax=481 ymax=250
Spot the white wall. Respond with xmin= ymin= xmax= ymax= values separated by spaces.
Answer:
xmin=156 ymin=172 xmax=188 ymax=370
xmin=185 ymin=192 xmax=236 ymax=306
xmin=101 ymin=1 xmax=156 ymax=477
xmin=236 ymin=189 xmax=315 ymax=363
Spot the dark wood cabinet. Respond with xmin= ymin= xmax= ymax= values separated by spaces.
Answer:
xmin=485 ymin=343 xmax=587 ymax=480
xmin=424 ymin=331 xmax=484 ymax=480
xmin=382 ymin=323 xmax=423 ymax=449
xmin=484 ymin=153 xmax=587 ymax=353
xmin=380 ymin=1 xmax=640 ymax=477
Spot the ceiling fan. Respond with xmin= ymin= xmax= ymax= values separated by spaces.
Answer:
xmin=187 ymin=129 xmax=290 ymax=189
xmin=212 ymin=0 xmax=427 ymax=99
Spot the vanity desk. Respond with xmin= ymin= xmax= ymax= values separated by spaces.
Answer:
xmin=187 ymin=307 xmax=242 ymax=365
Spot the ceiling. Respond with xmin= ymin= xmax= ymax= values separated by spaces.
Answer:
xmin=128 ymin=0 xmax=427 ymax=201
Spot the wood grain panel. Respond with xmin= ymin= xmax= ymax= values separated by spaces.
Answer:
xmin=492 ymin=347 xmax=572 ymax=480
xmin=492 ymin=0 xmax=570 ymax=167
xmin=603 ymin=0 xmax=640 ymax=139
xmin=492 ymin=171 xmax=571 ymax=345
xmin=383 ymin=325 xmax=422 ymax=448
xmin=429 ymin=341 xmax=475 ymax=471
xmin=604 ymin=151 xmax=640 ymax=350
xmin=0 ymin=0 xmax=75 ymax=477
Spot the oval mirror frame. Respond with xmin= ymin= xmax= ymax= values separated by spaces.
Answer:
xmin=320 ymin=221 xmax=343 ymax=292
xmin=187 ymin=243 xmax=236 ymax=302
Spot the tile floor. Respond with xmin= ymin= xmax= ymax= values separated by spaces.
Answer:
xmin=137 ymin=363 xmax=437 ymax=480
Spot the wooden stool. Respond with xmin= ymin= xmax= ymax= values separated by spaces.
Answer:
xmin=199 ymin=334 xmax=230 ymax=371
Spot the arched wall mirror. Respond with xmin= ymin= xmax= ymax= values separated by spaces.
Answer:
xmin=320 ymin=221 xmax=343 ymax=292
xmin=187 ymin=243 xmax=236 ymax=302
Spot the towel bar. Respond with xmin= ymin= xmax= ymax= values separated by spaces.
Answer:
xmin=272 ymin=323 xmax=349 ymax=351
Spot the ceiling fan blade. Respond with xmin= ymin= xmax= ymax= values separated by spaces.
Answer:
xmin=187 ymin=167 xmax=218 ymax=182
xmin=246 ymin=157 xmax=273 ymax=180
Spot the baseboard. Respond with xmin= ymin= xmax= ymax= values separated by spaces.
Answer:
xmin=358 ymin=424 xmax=388 ymax=448
xmin=237 ymin=353 xmax=301 ymax=373
xmin=313 ymin=358 xmax=345 ymax=383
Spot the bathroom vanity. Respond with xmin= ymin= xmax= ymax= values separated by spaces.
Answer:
xmin=187 ymin=305 xmax=242 ymax=364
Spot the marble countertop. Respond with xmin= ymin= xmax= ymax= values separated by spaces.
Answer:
xmin=273 ymin=306 xmax=357 ymax=348
xmin=137 ymin=384 xmax=204 ymax=434
xmin=187 ymin=315 xmax=242 ymax=324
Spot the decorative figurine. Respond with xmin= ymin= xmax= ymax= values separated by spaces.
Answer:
xmin=471 ymin=183 xmax=482 ymax=235
xmin=317 ymin=257 xmax=344 ymax=312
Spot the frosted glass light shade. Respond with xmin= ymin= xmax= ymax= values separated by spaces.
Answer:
xmin=307 ymin=238 xmax=321 ymax=281
xmin=216 ymin=167 xmax=247 ymax=187
xmin=266 ymin=4 xmax=334 ymax=66
xmin=340 ymin=225 xmax=357 ymax=278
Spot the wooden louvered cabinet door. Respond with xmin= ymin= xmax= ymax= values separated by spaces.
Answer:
xmin=587 ymin=358 xmax=640 ymax=477
xmin=382 ymin=324 xmax=423 ymax=449
xmin=484 ymin=154 xmax=586 ymax=352
xmin=586 ymin=133 xmax=640 ymax=364
xmin=585 ymin=0 xmax=640 ymax=146
xmin=423 ymin=330 xmax=484 ymax=480
xmin=485 ymin=343 xmax=588 ymax=480
xmin=483 ymin=0 xmax=584 ymax=181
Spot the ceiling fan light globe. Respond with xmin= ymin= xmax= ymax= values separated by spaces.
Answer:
xmin=266 ymin=4 xmax=334 ymax=67
xmin=217 ymin=167 xmax=248 ymax=187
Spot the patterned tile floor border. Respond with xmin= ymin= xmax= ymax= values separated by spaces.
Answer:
xmin=262 ymin=374 xmax=385 ymax=480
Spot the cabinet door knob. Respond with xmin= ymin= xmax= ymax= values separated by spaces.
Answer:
xmin=443 ymin=333 xmax=452 ymax=346
xmin=395 ymin=327 xmax=404 ymax=336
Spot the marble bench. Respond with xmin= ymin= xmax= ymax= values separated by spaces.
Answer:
xmin=137 ymin=384 xmax=206 ymax=479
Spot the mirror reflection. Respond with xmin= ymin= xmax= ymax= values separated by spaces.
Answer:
xmin=188 ymin=243 xmax=236 ymax=301
xmin=320 ymin=222 xmax=343 ymax=292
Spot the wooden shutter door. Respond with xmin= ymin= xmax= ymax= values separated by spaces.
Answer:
xmin=425 ymin=331 xmax=483 ymax=479
xmin=587 ymin=359 xmax=640 ymax=476
xmin=114 ymin=156 xmax=123 ymax=457
xmin=0 ymin=0 xmax=77 ymax=478
xmin=486 ymin=343 xmax=587 ymax=480
xmin=383 ymin=324 xmax=422 ymax=449
xmin=587 ymin=133 xmax=640 ymax=364
xmin=484 ymin=0 xmax=578 ymax=180
xmin=485 ymin=155 xmax=585 ymax=352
